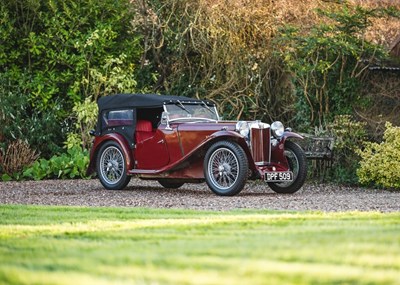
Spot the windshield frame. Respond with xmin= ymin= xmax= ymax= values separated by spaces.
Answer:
xmin=162 ymin=102 xmax=220 ymax=123
xmin=164 ymin=101 xmax=220 ymax=122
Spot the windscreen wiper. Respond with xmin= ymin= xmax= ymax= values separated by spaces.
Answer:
xmin=176 ymin=100 xmax=191 ymax=114
xmin=201 ymin=102 xmax=216 ymax=115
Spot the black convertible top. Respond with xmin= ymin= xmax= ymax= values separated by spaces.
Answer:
xmin=97 ymin=93 xmax=213 ymax=112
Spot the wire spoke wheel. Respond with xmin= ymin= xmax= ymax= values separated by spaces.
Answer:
xmin=209 ymin=148 xmax=239 ymax=189
xmin=100 ymin=146 xmax=125 ymax=185
xmin=204 ymin=141 xmax=248 ymax=196
xmin=96 ymin=141 xmax=131 ymax=190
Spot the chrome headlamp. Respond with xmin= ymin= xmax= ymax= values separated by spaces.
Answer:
xmin=271 ymin=121 xmax=284 ymax=138
xmin=235 ymin=121 xmax=250 ymax=138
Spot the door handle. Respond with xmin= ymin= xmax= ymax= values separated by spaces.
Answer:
xmin=157 ymin=139 xmax=165 ymax=144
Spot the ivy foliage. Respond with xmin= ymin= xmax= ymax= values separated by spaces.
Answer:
xmin=276 ymin=5 xmax=387 ymax=130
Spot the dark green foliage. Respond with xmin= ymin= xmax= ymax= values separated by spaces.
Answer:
xmin=2 ymin=0 xmax=141 ymax=106
xmin=0 ymin=72 xmax=65 ymax=158
xmin=0 ymin=0 xmax=141 ymax=156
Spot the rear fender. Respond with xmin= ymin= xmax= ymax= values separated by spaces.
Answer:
xmin=87 ymin=133 xmax=133 ymax=175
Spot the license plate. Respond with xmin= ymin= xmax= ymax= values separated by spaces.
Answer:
xmin=265 ymin=171 xmax=293 ymax=182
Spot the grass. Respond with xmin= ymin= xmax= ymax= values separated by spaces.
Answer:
xmin=0 ymin=205 xmax=399 ymax=285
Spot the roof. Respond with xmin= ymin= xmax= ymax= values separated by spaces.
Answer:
xmin=97 ymin=94 xmax=213 ymax=112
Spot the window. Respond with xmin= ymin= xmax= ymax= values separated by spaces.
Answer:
xmin=105 ymin=110 xmax=133 ymax=127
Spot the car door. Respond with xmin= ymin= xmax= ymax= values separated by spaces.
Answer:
xmin=134 ymin=129 xmax=169 ymax=169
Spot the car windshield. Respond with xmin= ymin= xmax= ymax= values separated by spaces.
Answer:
xmin=165 ymin=102 xmax=219 ymax=121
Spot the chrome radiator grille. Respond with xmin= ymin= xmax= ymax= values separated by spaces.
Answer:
xmin=250 ymin=123 xmax=271 ymax=166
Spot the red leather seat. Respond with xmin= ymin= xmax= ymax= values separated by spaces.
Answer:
xmin=136 ymin=120 xmax=153 ymax=143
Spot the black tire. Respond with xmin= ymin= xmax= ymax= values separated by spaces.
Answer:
xmin=204 ymin=141 xmax=248 ymax=196
xmin=268 ymin=140 xmax=307 ymax=194
xmin=96 ymin=141 xmax=131 ymax=190
xmin=158 ymin=179 xmax=184 ymax=189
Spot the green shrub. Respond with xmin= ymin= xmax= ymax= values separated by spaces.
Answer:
xmin=357 ymin=122 xmax=400 ymax=189
xmin=328 ymin=115 xmax=367 ymax=184
xmin=0 ymin=72 xmax=66 ymax=158
xmin=70 ymin=97 xmax=98 ymax=150
xmin=0 ymin=0 xmax=142 ymax=164
xmin=1 ymin=0 xmax=141 ymax=109
xmin=0 ymin=0 xmax=141 ymax=160
xmin=305 ymin=115 xmax=367 ymax=184
xmin=23 ymin=147 xmax=90 ymax=180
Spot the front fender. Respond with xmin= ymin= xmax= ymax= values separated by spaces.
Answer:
xmin=281 ymin=131 xmax=304 ymax=143
xmin=201 ymin=130 xmax=257 ymax=172
xmin=175 ymin=130 xmax=255 ymax=172
xmin=268 ymin=131 xmax=303 ymax=169
xmin=87 ymin=133 xmax=133 ymax=175
xmin=209 ymin=130 xmax=244 ymax=141
xmin=207 ymin=130 xmax=250 ymax=151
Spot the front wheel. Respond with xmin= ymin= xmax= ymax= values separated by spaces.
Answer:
xmin=96 ymin=141 xmax=131 ymax=190
xmin=268 ymin=141 xmax=307 ymax=194
xmin=204 ymin=141 xmax=248 ymax=196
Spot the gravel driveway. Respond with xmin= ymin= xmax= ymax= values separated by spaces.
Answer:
xmin=0 ymin=179 xmax=399 ymax=212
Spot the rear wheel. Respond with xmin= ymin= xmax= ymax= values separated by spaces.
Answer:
xmin=96 ymin=141 xmax=131 ymax=190
xmin=204 ymin=141 xmax=248 ymax=196
xmin=268 ymin=141 xmax=307 ymax=194
xmin=158 ymin=179 xmax=184 ymax=189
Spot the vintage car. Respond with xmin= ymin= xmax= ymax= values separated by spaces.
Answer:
xmin=87 ymin=94 xmax=307 ymax=196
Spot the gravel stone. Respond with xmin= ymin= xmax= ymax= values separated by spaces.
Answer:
xmin=0 ymin=179 xmax=399 ymax=212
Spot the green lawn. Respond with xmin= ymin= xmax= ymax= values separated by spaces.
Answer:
xmin=0 ymin=205 xmax=399 ymax=285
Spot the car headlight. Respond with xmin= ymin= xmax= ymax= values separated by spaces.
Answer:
xmin=271 ymin=121 xmax=284 ymax=138
xmin=236 ymin=121 xmax=250 ymax=138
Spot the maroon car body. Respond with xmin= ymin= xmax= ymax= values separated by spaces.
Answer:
xmin=87 ymin=94 xmax=307 ymax=196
